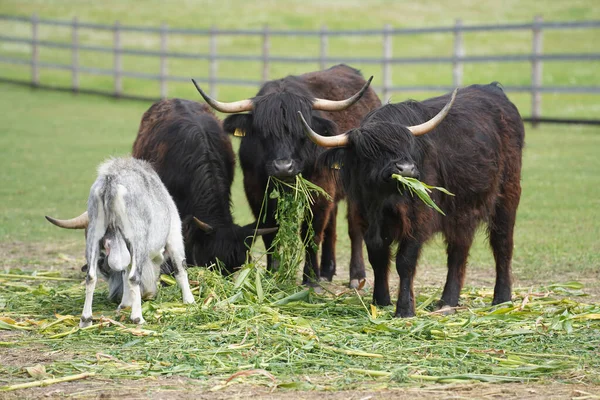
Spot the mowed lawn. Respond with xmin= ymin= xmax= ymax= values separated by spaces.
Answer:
xmin=1 ymin=81 xmax=599 ymax=290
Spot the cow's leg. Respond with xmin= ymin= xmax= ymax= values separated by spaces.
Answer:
xmin=80 ymin=243 xmax=100 ymax=328
xmin=490 ymin=184 xmax=521 ymax=305
xmin=366 ymin=242 xmax=391 ymax=306
xmin=395 ymin=239 xmax=422 ymax=318
xmin=347 ymin=201 xmax=366 ymax=289
xmin=319 ymin=204 xmax=337 ymax=281
xmin=439 ymin=223 xmax=477 ymax=308
xmin=302 ymin=204 xmax=331 ymax=285
xmin=166 ymin=234 xmax=195 ymax=305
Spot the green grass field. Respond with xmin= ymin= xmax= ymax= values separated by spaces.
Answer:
xmin=1 ymin=0 xmax=600 ymax=397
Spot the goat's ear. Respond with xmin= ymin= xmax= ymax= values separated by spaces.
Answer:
xmin=223 ymin=114 xmax=253 ymax=137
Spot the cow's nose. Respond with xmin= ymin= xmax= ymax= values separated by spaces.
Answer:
xmin=395 ymin=162 xmax=419 ymax=178
xmin=272 ymin=159 xmax=296 ymax=178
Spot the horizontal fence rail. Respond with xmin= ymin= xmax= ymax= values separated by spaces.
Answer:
xmin=0 ymin=14 xmax=599 ymax=125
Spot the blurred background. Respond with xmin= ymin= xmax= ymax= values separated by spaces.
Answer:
xmin=1 ymin=0 xmax=598 ymax=290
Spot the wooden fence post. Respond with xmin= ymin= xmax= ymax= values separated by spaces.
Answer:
xmin=382 ymin=24 xmax=392 ymax=103
xmin=452 ymin=18 xmax=464 ymax=88
xmin=319 ymin=25 xmax=328 ymax=70
xmin=31 ymin=13 xmax=39 ymax=87
xmin=262 ymin=24 xmax=270 ymax=83
xmin=113 ymin=20 xmax=122 ymax=97
xmin=160 ymin=22 xmax=168 ymax=99
xmin=209 ymin=25 xmax=217 ymax=98
xmin=531 ymin=15 xmax=543 ymax=127
xmin=72 ymin=16 xmax=79 ymax=92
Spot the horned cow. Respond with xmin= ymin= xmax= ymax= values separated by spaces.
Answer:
xmin=300 ymin=83 xmax=525 ymax=317
xmin=194 ymin=64 xmax=382 ymax=287
xmin=132 ymin=98 xmax=276 ymax=272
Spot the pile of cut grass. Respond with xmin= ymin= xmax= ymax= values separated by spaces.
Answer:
xmin=1 ymin=269 xmax=599 ymax=392
xmin=1 ymin=174 xmax=599 ymax=393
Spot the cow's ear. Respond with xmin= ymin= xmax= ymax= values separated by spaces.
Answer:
xmin=317 ymin=147 xmax=346 ymax=171
xmin=311 ymin=115 xmax=339 ymax=137
xmin=223 ymin=114 xmax=253 ymax=137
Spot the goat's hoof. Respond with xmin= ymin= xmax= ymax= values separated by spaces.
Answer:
xmin=183 ymin=296 xmax=195 ymax=305
xmin=130 ymin=316 xmax=145 ymax=325
xmin=79 ymin=316 xmax=93 ymax=328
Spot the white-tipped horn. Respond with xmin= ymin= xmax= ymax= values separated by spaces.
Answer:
xmin=297 ymin=111 xmax=349 ymax=148
xmin=407 ymin=88 xmax=458 ymax=136
xmin=45 ymin=211 xmax=89 ymax=229
xmin=312 ymin=76 xmax=373 ymax=111
xmin=191 ymin=79 xmax=253 ymax=113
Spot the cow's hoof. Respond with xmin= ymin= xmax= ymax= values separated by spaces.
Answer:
xmin=349 ymin=278 xmax=366 ymax=290
xmin=437 ymin=305 xmax=456 ymax=315
xmin=395 ymin=308 xmax=416 ymax=318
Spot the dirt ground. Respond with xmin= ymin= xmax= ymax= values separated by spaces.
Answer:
xmin=2 ymin=240 xmax=600 ymax=399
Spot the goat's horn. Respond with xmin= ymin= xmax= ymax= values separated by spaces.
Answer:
xmin=45 ymin=211 xmax=89 ymax=229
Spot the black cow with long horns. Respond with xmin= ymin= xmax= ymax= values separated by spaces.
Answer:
xmin=299 ymin=83 xmax=525 ymax=317
xmin=132 ymin=98 xmax=278 ymax=271
xmin=193 ymin=64 xmax=382 ymax=287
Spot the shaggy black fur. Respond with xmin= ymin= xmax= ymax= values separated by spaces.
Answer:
xmin=222 ymin=64 xmax=382 ymax=284
xmin=133 ymin=98 xmax=263 ymax=272
xmin=319 ymin=83 xmax=525 ymax=316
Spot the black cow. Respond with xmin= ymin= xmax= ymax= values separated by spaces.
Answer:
xmin=299 ymin=83 xmax=524 ymax=317
xmin=193 ymin=64 xmax=382 ymax=287
xmin=132 ymin=98 xmax=276 ymax=272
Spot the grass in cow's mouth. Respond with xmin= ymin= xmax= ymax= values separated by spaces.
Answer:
xmin=392 ymin=174 xmax=454 ymax=216
xmin=263 ymin=175 xmax=331 ymax=284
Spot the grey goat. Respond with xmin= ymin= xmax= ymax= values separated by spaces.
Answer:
xmin=46 ymin=157 xmax=195 ymax=327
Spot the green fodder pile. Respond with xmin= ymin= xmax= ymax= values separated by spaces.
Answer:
xmin=1 ymin=176 xmax=599 ymax=392
xmin=1 ymin=270 xmax=600 ymax=391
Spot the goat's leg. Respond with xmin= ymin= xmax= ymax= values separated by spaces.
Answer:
xmin=117 ymin=271 xmax=132 ymax=311
xmin=166 ymin=236 xmax=195 ymax=304
xmin=127 ymin=255 xmax=145 ymax=325
xmin=80 ymin=244 xmax=100 ymax=328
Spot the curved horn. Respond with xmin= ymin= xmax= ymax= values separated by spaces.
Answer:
xmin=45 ymin=211 xmax=89 ymax=229
xmin=191 ymin=79 xmax=253 ymax=113
xmin=297 ymin=111 xmax=349 ymax=148
xmin=255 ymin=227 xmax=278 ymax=237
xmin=312 ymin=76 xmax=373 ymax=111
xmin=193 ymin=217 xmax=214 ymax=233
xmin=407 ymin=88 xmax=458 ymax=136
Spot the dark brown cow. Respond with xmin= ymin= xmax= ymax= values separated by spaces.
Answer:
xmin=193 ymin=64 xmax=382 ymax=287
xmin=300 ymin=82 xmax=524 ymax=316
xmin=132 ymin=98 xmax=276 ymax=272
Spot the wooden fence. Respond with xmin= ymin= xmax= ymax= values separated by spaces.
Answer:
xmin=1 ymin=14 xmax=600 ymax=124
